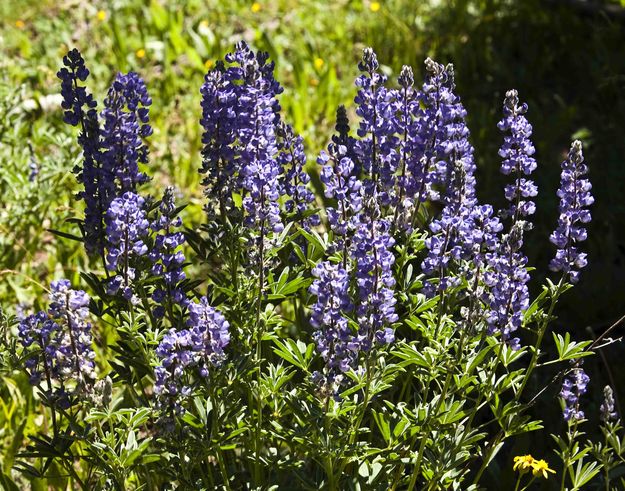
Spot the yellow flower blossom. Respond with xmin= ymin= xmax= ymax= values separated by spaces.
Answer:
xmin=96 ymin=10 xmax=107 ymax=21
xmin=251 ymin=2 xmax=261 ymax=13
xmin=531 ymin=459 xmax=556 ymax=479
xmin=314 ymin=58 xmax=324 ymax=70
xmin=136 ymin=48 xmax=146 ymax=59
xmin=370 ymin=2 xmax=381 ymax=12
xmin=205 ymin=59 xmax=214 ymax=70
xmin=513 ymin=454 xmax=534 ymax=474
xmin=15 ymin=20 xmax=25 ymax=29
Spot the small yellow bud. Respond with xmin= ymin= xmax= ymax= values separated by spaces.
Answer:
xmin=251 ymin=2 xmax=261 ymax=13
xmin=200 ymin=20 xmax=209 ymax=29
xmin=136 ymin=48 xmax=146 ymax=59
xmin=370 ymin=2 xmax=381 ymax=12
xmin=204 ymin=59 xmax=214 ymax=70
xmin=96 ymin=10 xmax=107 ymax=21
xmin=314 ymin=58 xmax=324 ymax=70
xmin=15 ymin=20 xmax=25 ymax=29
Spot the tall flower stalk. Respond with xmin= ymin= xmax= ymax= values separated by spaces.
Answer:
xmin=550 ymin=140 xmax=594 ymax=284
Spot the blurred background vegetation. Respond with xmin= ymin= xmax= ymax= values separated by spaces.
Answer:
xmin=1 ymin=0 xmax=624 ymax=486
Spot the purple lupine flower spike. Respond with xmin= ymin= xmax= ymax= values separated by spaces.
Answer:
xmin=309 ymin=262 xmax=356 ymax=394
xmin=600 ymin=385 xmax=618 ymax=423
xmin=549 ymin=140 xmax=594 ymax=284
xmin=277 ymin=121 xmax=319 ymax=228
xmin=351 ymin=210 xmax=398 ymax=348
xmin=57 ymin=49 xmax=106 ymax=255
xmin=419 ymin=58 xmax=475 ymax=206
xmin=484 ymin=222 xmax=530 ymax=349
xmin=149 ymin=187 xmax=188 ymax=317
xmin=226 ymin=42 xmax=284 ymax=233
xmin=105 ymin=192 xmax=150 ymax=300
xmin=18 ymin=280 xmax=96 ymax=405
xmin=100 ymin=72 xmax=152 ymax=201
xmin=560 ymin=366 xmax=589 ymax=422
xmin=498 ymin=89 xmax=538 ymax=224
xmin=394 ymin=65 xmax=425 ymax=230
xmin=354 ymin=48 xmax=398 ymax=206
xmin=154 ymin=297 xmax=230 ymax=409
xmin=200 ymin=61 xmax=238 ymax=215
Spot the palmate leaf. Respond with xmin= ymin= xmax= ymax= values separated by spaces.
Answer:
xmin=553 ymin=332 xmax=594 ymax=362
xmin=271 ymin=337 xmax=315 ymax=371
xmin=571 ymin=458 xmax=602 ymax=490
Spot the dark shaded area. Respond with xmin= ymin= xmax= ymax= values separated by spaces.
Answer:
xmin=371 ymin=0 xmax=625 ymax=329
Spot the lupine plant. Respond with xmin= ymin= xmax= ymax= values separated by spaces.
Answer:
xmin=2 ymin=43 xmax=623 ymax=491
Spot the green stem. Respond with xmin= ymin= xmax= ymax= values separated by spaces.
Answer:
xmin=254 ymin=213 xmax=266 ymax=487
xmin=515 ymin=277 xmax=564 ymax=400
xmin=407 ymin=365 xmax=454 ymax=490
xmin=211 ymin=390 xmax=232 ymax=491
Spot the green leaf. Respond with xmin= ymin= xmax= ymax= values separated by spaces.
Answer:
xmin=272 ymin=338 xmax=314 ymax=371
xmin=150 ymin=0 xmax=169 ymax=31
xmin=553 ymin=332 xmax=594 ymax=362
xmin=372 ymin=410 xmax=391 ymax=443
xmin=47 ymin=228 xmax=82 ymax=242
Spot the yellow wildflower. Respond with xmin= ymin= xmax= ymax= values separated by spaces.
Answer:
xmin=205 ymin=59 xmax=214 ymax=70
xmin=136 ymin=48 xmax=146 ymax=59
xmin=314 ymin=58 xmax=324 ymax=70
xmin=15 ymin=20 xmax=25 ymax=29
xmin=309 ymin=78 xmax=319 ymax=87
xmin=96 ymin=10 xmax=107 ymax=21
xmin=531 ymin=459 xmax=556 ymax=479
xmin=370 ymin=2 xmax=381 ymax=12
xmin=200 ymin=20 xmax=209 ymax=29
xmin=513 ymin=454 xmax=534 ymax=474
xmin=251 ymin=2 xmax=261 ymax=13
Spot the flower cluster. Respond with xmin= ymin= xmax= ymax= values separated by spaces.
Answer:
xmin=498 ymin=89 xmax=538 ymax=223
xmin=419 ymin=59 xmax=481 ymax=297
xmin=318 ymin=142 xmax=362 ymax=241
xmin=310 ymin=49 xmax=401 ymax=391
xmin=199 ymin=62 xmax=239 ymax=214
xmin=309 ymin=262 xmax=356 ymax=392
xmin=277 ymin=121 xmax=319 ymax=228
xmin=200 ymin=42 xmax=294 ymax=236
xmin=560 ymin=366 xmax=590 ymax=422
xmin=58 ymin=49 xmax=97 ymax=127
xmin=100 ymin=71 xmax=152 ymax=196
xmin=352 ymin=213 xmax=397 ymax=348
xmin=154 ymin=297 xmax=230 ymax=407
xmin=513 ymin=455 xmax=556 ymax=479
xmin=483 ymin=222 xmax=529 ymax=349
xmin=59 ymin=54 xmax=153 ymax=256
xmin=600 ymin=385 xmax=618 ymax=423
xmin=149 ymin=187 xmax=188 ymax=316
xmin=105 ymin=192 xmax=150 ymax=300
xmin=18 ymin=280 xmax=96 ymax=404
xmin=353 ymin=48 xmax=398 ymax=205
xmin=549 ymin=140 xmax=594 ymax=283
xmin=420 ymin=58 xmax=476 ymax=206
xmin=57 ymin=49 xmax=105 ymax=255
